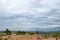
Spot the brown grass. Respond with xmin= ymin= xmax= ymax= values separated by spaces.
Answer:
xmin=0 ymin=33 xmax=60 ymax=40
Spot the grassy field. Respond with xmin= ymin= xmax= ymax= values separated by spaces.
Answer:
xmin=0 ymin=29 xmax=60 ymax=40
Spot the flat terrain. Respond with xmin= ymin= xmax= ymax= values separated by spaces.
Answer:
xmin=0 ymin=33 xmax=60 ymax=40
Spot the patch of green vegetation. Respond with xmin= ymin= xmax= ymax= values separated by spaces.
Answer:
xmin=52 ymin=32 xmax=59 ymax=37
xmin=28 ymin=32 xmax=35 ymax=35
xmin=4 ymin=29 xmax=12 ymax=35
xmin=16 ymin=31 xmax=26 ymax=35
xmin=52 ymin=32 xmax=60 ymax=40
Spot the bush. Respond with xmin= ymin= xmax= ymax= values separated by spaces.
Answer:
xmin=28 ymin=32 xmax=35 ymax=35
xmin=52 ymin=32 xmax=59 ymax=40
xmin=16 ymin=31 xmax=26 ymax=35
xmin=52 ymin=32 xmax=59 ymax=37
xmin=5 ymin=29 xmax=12 ymax=35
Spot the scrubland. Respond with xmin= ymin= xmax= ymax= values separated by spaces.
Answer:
xmin=0 ymin=29 xmax=60 ymax=40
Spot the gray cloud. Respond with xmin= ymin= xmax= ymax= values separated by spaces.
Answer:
xmin=0 ymin=0 xmax=60 ymax=31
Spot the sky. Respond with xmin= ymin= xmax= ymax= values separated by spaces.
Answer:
xmin=0 ymin=0 xmax=60 ymax=31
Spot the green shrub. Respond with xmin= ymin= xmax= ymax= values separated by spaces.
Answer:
xmin=16 ymin=31 xmax=26 ymax=35
xmin=5 ymin=29 xmax=12 ymax=35
xmin=28 ymin=32 xmax=35 ymax=35
xmin=52 ymin=32 xmax=59 ymax=37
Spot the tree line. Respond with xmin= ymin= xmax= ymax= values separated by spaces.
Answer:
xmin=0 ymin=29 xmax=60 ymax=40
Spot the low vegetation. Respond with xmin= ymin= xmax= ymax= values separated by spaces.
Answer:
xmin=0 ymin=29 xmax=60 ymax=40
xmin=4 ymin=29 xmax=12 ymax=35
xmin=16 ymin=31 xmax=26 ymax=35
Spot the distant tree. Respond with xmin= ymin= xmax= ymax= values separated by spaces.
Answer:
xmin=16 ymin=31 xmax=26 ymax=35
xmin=5 ymin=29 xmax=12 ymax=35
xmin=22 ymin=31 xmax=26 ymax=34
xmin=36 ymin=31 xmax=38 ymax=34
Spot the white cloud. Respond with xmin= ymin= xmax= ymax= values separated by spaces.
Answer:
xmin=33 ymin=8 xmax=51 ymax=13
xmin=0 ymin=0 xmax=59 ymax=15
xmin=39 ymin=0 xmax=59 ymax=9
xmin=0 ymin=0 xmax=31 ymax=14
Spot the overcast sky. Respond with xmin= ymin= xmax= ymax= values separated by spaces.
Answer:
xmin=0 ymin=0 xmax=60 ymax=31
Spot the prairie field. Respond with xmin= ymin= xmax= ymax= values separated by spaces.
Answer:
xmin=0 ymin=29 xmax=60 ymax=40
xmin=0 ymin=33 xmax=60 ymax=40
xmin=0 ymin=33 xmax=53 ymax=40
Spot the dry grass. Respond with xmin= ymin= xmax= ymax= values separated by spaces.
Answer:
xmin=0 ymin=33 xmax=60 ymax=40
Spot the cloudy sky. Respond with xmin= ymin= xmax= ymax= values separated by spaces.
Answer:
xmin=0 ymin=0 xmax=60 ymax=31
